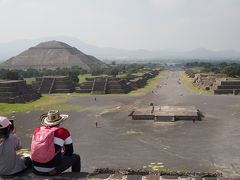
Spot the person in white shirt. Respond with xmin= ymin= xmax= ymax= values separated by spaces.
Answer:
xmin=0 ymin=116 xmax=31 ymax=176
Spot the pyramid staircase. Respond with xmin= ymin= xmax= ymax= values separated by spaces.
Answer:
xmin=91 ymin=78 xmax=107 ymax=94
xmin=39 ymin=78 xmax=55 ymax=94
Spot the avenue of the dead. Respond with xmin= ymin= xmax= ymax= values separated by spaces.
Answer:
xmin=11 ymin=71 xmax=240 ymax=177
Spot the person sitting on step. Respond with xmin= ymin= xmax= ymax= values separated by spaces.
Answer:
xmin=0 ymin=116 xmax=32 ymax=176
xmin=31 ymin=110 xmax=81 ymax=176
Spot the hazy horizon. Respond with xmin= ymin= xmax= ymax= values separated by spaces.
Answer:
xmin=0 ymin=0 xmax=240 ymax=51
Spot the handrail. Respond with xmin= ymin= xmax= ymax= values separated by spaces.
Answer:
xmin=104 ymin=78 xmax=108 ymax=94
xmin=49 ymin=78 xmax=55 ymax=94
xmin=91 ymin=78 xmax=96 ymax=94
xmin=39 ymin=78 xmax=45 ymax=92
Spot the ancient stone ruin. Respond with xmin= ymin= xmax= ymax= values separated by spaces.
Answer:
xmin=185 ymin=70 xmax=229 ymax=92
xmin=76 ymin=70 xmax=159 ymax=94
xmin=27 ymin=70 xmax=159 ymax=95
xmin=76 ymin=77 xmax=132 ymax=94
xmin=193 ymin=74 xmax=216 ymax=91
xmin=0 ymin=41 xmax=108 ymax=70
xmin=185 ymin=70 xmax=195 ymax=78
xmin=214 ymin=80 xmax=240 ymax=95
xmin=129 ymin=105 xmax=202 ymax=122
xmin=0 ymin=80 xmax=40 ymax=103
xmin=32 ymin=76 xmax=75 ymax=94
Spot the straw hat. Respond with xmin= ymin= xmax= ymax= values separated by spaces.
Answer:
xmin=41 ymin=110 xmax=69 ymax=126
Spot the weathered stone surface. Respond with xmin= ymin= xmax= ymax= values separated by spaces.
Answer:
xmin=185 ymin=70 xmax=195 ymax=78
xmin=0 ymin=168 xmax=224 ymax=180
xmin=77 ymin=70 xmax=159 ymax=94
xmin=142 ymin=174 xmax=160 ymax=180
xmin=126 ymin=175 xmax=143 ymax=180
xmin=0 ymin=41 xmax=108 ymax=70
xmin=214 ymin=80 xmax=240 ymax=95
xmin=32 ymin=76 xmax=75 ymax=94
xmin=130 ymin=106 xmax=201 ymax=121
xmin=0 ymin=80 xmax=40 ymax=103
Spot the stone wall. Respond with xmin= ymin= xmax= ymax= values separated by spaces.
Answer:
xmin=185 ymin=70 xmax=195 ymax=78
xmin=193 ymin=74 xmax=216 ymax=90
xmin=76 ymin=70 xmax=160 ymax=94
xmin=214 ymin=80 xmax=240 ymax=95
xmin=32 ymin=76 xmax=75 ymax=94
xmin=0 ymin=80 xmax=40 ymax=103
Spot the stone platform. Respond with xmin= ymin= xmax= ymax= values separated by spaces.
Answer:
xmin=130 ymin=106 xmax=201 ymax=121
xmin=0 ymin=80 xmax=40 ymax=103
xmin=0 ymin=168 xmax=221 ymax=180
xmin=76 ymin=70 xmax=160 ymax=94
xmin=214 ymin=80 xmax=240 ymax=95
xmin=32 ymin=76 xmax=75 ymax=94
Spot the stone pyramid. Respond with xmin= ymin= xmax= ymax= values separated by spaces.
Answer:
xmin=0 ymin=40 xmax=108 ymax=70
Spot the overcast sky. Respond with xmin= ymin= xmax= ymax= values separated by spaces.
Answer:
xmin=0 ymin=0 xmax=240 ymax=51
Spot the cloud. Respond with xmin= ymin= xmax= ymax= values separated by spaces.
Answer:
xmin=0 ymin=0 xmax=9 ymax=4
xmin=150 ymin=0 xmax=177 ymax=9
xmin=0 ymin=0 xmax=239 ymax=50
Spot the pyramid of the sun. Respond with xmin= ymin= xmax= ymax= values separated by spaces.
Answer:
xmin=0 ymin=40 xmax=108 ymax=70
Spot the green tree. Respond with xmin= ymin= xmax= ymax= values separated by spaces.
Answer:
xmin=2 ymin=70 xmax=21 ymax=80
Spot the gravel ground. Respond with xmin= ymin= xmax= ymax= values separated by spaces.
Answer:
xmin=12 ymin=71 xmax=240 ymax=178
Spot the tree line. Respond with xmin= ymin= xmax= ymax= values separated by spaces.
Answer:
xmin=0 ymin=63 xmax=162 ymax=81
xmin=185 ymin=62 xmax=240 ymax=77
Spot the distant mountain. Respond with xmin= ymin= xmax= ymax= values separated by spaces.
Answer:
xmin=0 ymin=40 xmax=108 ymax=69
xmin=0 ymin=36 xmax=240 ymax=61
xmin=181 ymin=48 xmax=240 ymax=59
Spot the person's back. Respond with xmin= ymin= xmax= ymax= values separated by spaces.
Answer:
xmin=31 ymin=110 xmax=81 ymax=176
xmin=0 ymin=116 xmax=31 ymax=176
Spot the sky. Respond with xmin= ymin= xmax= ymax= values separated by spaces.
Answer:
xmin=0 ymin=0 xmax=240 ymax=51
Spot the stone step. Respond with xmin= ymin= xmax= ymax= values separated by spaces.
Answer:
xmin=0 ymin=173 xmax=220 ymax=180
xmin=76 ymin=89 xmax=92 ymax=93
xmin=217 ymin=85 xmax=240 ymax=89
xmin=220 ymin=81 xmax=240 ymax=86
xmin=214 ymin=89 xmax=233 ymax=94
xmin=53 ymin=89 xmax=74 ymax=93
xmin=80 ymin=85 xmax=94 ymax=89
xmin=88 ymin=175 xmax=219 ymax=180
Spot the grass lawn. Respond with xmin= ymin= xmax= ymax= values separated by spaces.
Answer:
xmin=180 ymin=71 xmax=213 ymax=95
xmin=24 ymin=77 xmax=35 ymax=85
xmin=0 ymin=94 xmax=88 ymax=116
xmin=78 ymin=74 xmax=92 ymax=83
xmin=189 ymin=67 xmax=203 ymax=73
xmin=116 ymin=73 xmax=127 ymax=78
xmin=78 ymin=74 xmax=111 ymax=83
xmin=78 ymin=73 xmax=144 ymax=83
xmin=0 ymin=71 xmax=165 ymax=115
xmin=128 ymin=70 xmax=166 ymax=96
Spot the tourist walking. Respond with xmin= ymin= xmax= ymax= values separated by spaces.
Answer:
xmin=0 ymin=116 xmax=31 ymax=176
xmin=31 ymin=110 xmax=81 ymax=176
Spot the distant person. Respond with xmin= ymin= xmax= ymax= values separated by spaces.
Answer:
xmin=95 ymin=121 xmax=98 ymax=128
xmin=94 ymin=97 xmax=96 ymax=101
xmin=0 ymin=116 xmax=31 ymax=176
xmin=31 ymin=110 xmax=81 ymax=176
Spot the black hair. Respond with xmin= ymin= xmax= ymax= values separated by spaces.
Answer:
xmin=0 ymin=125 xmax=10 ymax=139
